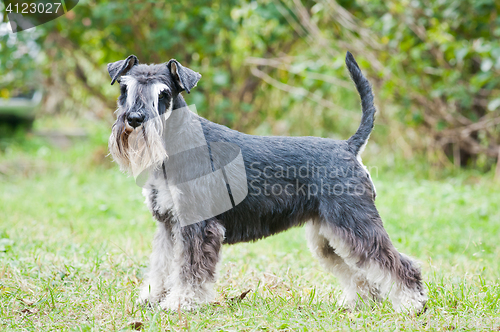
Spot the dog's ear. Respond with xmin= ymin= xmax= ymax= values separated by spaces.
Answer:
xmin=167 ymin=59 xmax=201 ymax=94
xmin=107 ymin=55 xmax=139 ymax=85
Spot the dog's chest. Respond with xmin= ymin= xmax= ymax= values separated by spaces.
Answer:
xmin=142 ymin=176 xmax=175 ymax=222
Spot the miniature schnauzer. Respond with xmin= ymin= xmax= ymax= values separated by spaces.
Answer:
xmin=106 ymin=52 xmax=427 ymax=313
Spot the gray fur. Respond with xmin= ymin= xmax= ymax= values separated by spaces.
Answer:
xmin=108 ymin=54 xmax=139 ymax=85
xmin=345 ymin=51 xmax=376 ymax=156
xmin=167 ymin=59 xmax=202 ymax=94
xmin=107 ymin=52 xmax=427 ymax=313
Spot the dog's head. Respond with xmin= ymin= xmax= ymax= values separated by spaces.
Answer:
xmin=107 ymin=55 xmax=201 ymax=174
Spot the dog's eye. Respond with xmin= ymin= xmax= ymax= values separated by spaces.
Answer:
xmin=159 ymin=91 xmax=168 ymax=100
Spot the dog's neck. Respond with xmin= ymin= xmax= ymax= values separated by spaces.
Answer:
xmin=159 ymin=95 xmax=206 ymax=157
xmin=173 ymin=94 xmax=188 ymax=110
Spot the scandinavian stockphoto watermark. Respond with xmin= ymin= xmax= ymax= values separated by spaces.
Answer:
xmin=2 ymin=0 xmax=79 ymax=32
xmin=248 ymin=162 xmax=378 ymax=199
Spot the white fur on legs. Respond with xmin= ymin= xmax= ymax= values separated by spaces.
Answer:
xmin=385 ymin=254 xmax=427 ymax=313
xmin=316 ymin=222 xmax=427 ymax=313
xmin=306 ymin=222 xmax=375 ymax=309
xmin=350 ymin=258 xmax=427 ymax=313
xmin=160 ymin=278 xmax=216 ymax=311
xmin=138 ymin=222 xmax=174 ymax=306
xmin=159 ymin=221 xmax=224 ymax=311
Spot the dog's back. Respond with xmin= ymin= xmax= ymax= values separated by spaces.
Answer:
xmin=196 ymin=52 xmax=377 ymax=244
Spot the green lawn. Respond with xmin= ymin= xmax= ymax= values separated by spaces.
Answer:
xmin=1 ymin=122 xmax=499 ymax=331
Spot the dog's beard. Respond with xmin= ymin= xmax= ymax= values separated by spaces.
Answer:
xmin=109 ymin=115 xmax=167 ymax=177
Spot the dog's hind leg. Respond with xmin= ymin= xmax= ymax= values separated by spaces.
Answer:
xmin=317 ymin=198 xmax=427 ymax=313
xmin=160 ymin=218 xmax=225 ymax=311
xmin=306 ymin=221 xmax=375 ymax=309
xmin=138 ymin=221 xmax=174 ymax=306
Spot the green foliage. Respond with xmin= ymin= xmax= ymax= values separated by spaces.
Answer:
xmin=34 ymin=0 xmax=298 ymax=125
xmin=363 ymin=0 xmax=500 ymax=118
xmin=336 ymin=0 xmax=500 ymax=165
xmin=0 ymin=7 xmax=42 ymax=97
xmin=2 ymin=0 xmax=500 ymax=167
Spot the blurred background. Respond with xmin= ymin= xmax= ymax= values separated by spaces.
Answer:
xmin=1 ymin=0 xmax=499 ymax=172
xmin=1 ymin=1 xmax=500 ymax=329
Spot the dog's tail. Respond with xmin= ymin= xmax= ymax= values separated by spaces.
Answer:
xmin=345 ymin=51 xmax=376 ymax=156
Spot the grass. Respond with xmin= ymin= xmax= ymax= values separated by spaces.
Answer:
xmin=0 ymin=117 xmax=499 ymax=331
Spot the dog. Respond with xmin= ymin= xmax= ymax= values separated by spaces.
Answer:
xmin=106 ymin=52 xmax=427 ymax=313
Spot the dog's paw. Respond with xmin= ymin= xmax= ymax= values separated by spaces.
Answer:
xmin=159 ymin=295 xmax=197 ymax=312
xmin=136 ymin=298 xmax=158 ymax=310
xmin=137 ymin=286 xmax=168 ymax=308
xmin=392 ymin=289 xmax=428 ymax=315
xmin=137 ymin=291 xmax=150 ymax=307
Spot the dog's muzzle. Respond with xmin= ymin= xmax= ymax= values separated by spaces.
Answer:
xmin=127 ymin=112 xmax=145 ymax=128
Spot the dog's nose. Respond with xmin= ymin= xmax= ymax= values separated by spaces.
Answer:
xmin=127 ymin=112 xmax=145 ymax=128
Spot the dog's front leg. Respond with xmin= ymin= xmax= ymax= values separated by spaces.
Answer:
xmin=160 ymin=218 xmax=225 ymax=311
xmin=138 ymin=221 xmax=174 ymax=306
